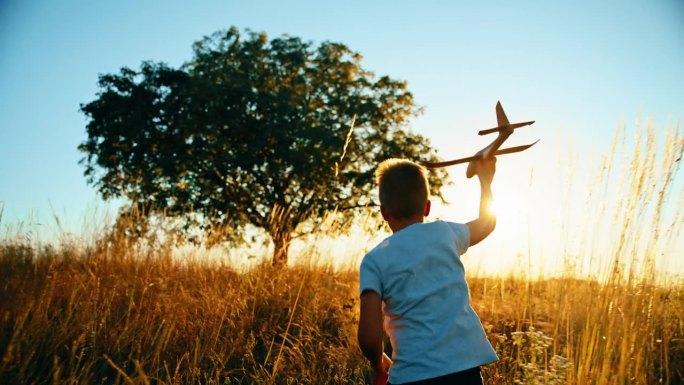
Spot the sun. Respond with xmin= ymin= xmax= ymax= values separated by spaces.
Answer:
xmin=488 ymin=188 xmax=526 ymax=222
xmin=483 ymin=179 xmax=535 ymax=252
xmin=487 ymin=197 xmax=514 ymax=217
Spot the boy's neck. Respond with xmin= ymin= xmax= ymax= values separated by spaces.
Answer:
xmin=389 ymin=216 xmax=425 ymax=233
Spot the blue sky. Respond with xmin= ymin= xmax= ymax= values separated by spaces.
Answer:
xmin=1 ymin=0 xmax=682 ymax=273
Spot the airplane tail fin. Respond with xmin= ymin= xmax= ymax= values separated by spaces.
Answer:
xmin=496 ymin=101 xmax=510 ymax=127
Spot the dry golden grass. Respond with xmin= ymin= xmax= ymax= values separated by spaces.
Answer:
xmin=0 ymin=245 xmax=365 ymax=384
xmin=0 ymin=244 xmax=681 ymax=384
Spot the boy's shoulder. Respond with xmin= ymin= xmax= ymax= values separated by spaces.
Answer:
xmin=392 ymin=220 xmax=463 ymax=239
xmin=363 ymin=221 xmax=470 ymax=263
xmin=364 ymin=221 xmax=460 ymax=254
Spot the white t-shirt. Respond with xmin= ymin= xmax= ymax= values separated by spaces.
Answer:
xmin=359 ymin=220 xmax=498 ymax=384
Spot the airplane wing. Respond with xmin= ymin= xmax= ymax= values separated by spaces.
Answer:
xmin=496 ymin=101 xmax=509 ymax=127
xmin=422 ymin=140 xmax=540 ymax=168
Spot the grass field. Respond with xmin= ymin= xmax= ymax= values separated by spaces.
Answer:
xmin=1 ymin=119 xmax=682 ymax=384
xmin=0 ymin=243 xmax=682 ymax=384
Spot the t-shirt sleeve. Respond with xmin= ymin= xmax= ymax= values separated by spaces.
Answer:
xmin=359 ymin=255 xmax=383 ymax=297
xmin=447 ymin=222 xmax=470 ymax=255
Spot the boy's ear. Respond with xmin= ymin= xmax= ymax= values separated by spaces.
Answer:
xmin=380 ymin=205 xmax=391 ymax=222
xmin=424 ymin=199 xmax=431 ymax=217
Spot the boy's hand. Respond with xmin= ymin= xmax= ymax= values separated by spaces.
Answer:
xmin=372 ymin=353 xmax=393 ymax=385
xmin=472 ymin=157 xmax=496 ymax=185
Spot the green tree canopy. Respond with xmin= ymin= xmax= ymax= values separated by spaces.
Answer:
xmin=79 ymin=27 xmax=447 ymax=265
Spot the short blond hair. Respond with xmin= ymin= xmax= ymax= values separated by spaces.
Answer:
xmin=375 ymin=159 xmax=430 ymax=220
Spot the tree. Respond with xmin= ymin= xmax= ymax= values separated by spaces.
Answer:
xmin=79 ymin=27 xmax=448 ymax=265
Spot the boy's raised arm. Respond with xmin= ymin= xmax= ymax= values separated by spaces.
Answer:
xmin=466 ymin=158 xmax=497 ymax=247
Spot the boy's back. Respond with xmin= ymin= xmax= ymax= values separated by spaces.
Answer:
xmin=360 ymin=220 xmax=497 ymax=384
xmin=357 ymin=157 xmax=497 ymax=385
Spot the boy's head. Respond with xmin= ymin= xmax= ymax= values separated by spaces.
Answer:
xmin=375 ymin=159 xmax=430 ymax=222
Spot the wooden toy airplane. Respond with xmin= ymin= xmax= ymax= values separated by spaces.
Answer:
xmin=423 ymin=101 xmax=538 ymax=178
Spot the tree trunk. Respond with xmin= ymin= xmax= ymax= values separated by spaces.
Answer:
xmin=272 ymin=231 xmax=291 ymax=267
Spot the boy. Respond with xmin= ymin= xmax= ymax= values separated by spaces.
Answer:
xmin=358 ymin=157 xmax=498 ymax=385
